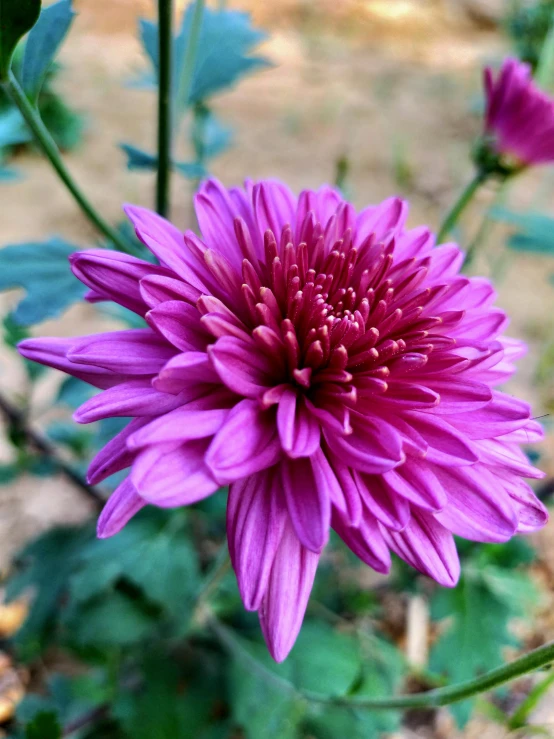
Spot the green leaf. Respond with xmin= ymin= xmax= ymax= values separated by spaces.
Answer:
xmin=139 ymin=6 xmax=271 ymax=106
xmin=490 ymin=207 xmax=554 ymax=255
xmin=25 ymin=710 xmax=61 ymax=739
xmin=20 ymin=0 xmax=75 ymax=103
xmin=114 ymin=654 xmax=226 ymax=739
xmin=120 ymin=142 xmax=206 ymax=179
xmin=69 ymin=510 xmax=200 ymax=620
xmin=228 ymin=638 xmax=306 ymax=739
xmin=289 ymin=621 xmax=361 ymax=695
xmin=0 ymin=238 xmax=86 ymax=325
xmin=0 ymin=0 xmax=41 ymax=81
xmin=0 ymin=107 xmax=32 ymax=147
xmin=119 ymin=142 xmax=157 ymax=171
xmin=6 ymin=525 xmax=93 ymax=657
xmin=430 ymin=566 xmax=539 ymax=727
xmin=67 ymin=590 xmax=156 ymax=647
xmin=0 ymin=164 xmax=19 ymax=180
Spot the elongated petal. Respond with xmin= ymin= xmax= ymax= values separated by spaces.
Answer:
xmin=206 ymin=400 xmax=281 ymax=483
xmin=227 ymin=467 xmax=287 ymax=610
xmin=68 ymin=329 xmax=177 ymax=375
xmin=127 ymin=403 xmax=229 ymax=449
xmin=70 ymin=250 xmax=168 ymax=316
xmin=97 ymin=478 xmax=145 ymax=538
xmin=282 ymin=456 xmax=330 ymax=552
xmin=131 ymin=439 xmax=218 ymax=507
xmin=18 ymin=337 xmax=127 ymax=389
xmin=74 ymin=380 xmax=184 ymax=423
xmin=277 ymin=390 xmax=321 ymax=458
xmin=332 ymin=509 xmax=391 ymax=573
xmin=381 ymin=512 xmax=460 ymax=587
xmin=147 ymin=301 xmax=209 ymax=352
xmin=210 ymin=336 xmax=274 ymax=398
xmin=88 ymin=418 xmax=149 ymax=484
xmin=259 ymin=518 xmax=319 ymax=662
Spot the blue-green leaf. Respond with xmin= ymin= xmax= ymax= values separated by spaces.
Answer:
xmin=0 ymin=108 xmax=32 ymax=147
xmin=120 ymin=142 xmax=206 ymax=179
xmin=0 ymin=238 xmax=86 ymax=325
xmin=20 ymin=0 xmax=76 ymax=103
xmin=0 ymin=165 xmax=20 ymax=181
xmin=491 ymin=207 xmax=554 ymax=255
xmin=0 ymin=0 xmax=41 ymax=80
xmin=119 ymin=142 xmax=157 ymax=171
xmin=138 ymin=6 xmax=271 ymax=106
xmin=201 ymin=112 xmax=233 ymax=159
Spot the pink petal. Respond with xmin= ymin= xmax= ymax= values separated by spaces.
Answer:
xmin=131 ymin=439 xmax=218 ymax=507
xmin=97 ymin=478 xmax=145 ymax=538
xmin=139 ymin=274 xmax=202 ymax=308
xmin=277 ymin=389 xmax=321 ymax=458
xmin=258 ymin=517 xmax=319 ymax=662
xmin=434 ymin=464 xmax=519 ymax=542
xmin=68 ymin=329 xmax=177 ymax=375
xmin=127 ymin=402 xmax=229 ymax=449
xmin=381 ymin=512 xmax=460 ymax=587
xmin=227 ymin=467 xmax=286 ymax=610
xmin=70 ymin=249 xmax=169 ymax=316
xmin=282 ymin=456 xmax=331 ymax=552
xmin=206 ymin=399 xmax=282 ymax=483
xmin=209 ymin=336 xmax=274 ymax=398
xmin=146 ymin=301 xmax=209 ymax=352
xmin=74 ymin=380 xmax=184 ymax=423
xmin=324 ymin=416 xmax=403 ymax=474
xmin=153 ymin=351 xmax=220 ymax=394
xmin=88 ymin=418 xmax=149 ymax=484
xmin=332 ymin=508 xmax=391 ymax=573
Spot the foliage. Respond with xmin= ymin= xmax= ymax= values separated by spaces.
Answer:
xmin=429 ymin=539 xmax=540 ymax=727
xmin=506 ymin=0 xmax=554 ymax=70
xmin=0 ymin=0 xmax=41 ymax=81
xmin=0 ymin=238 xmax=85 ymax=325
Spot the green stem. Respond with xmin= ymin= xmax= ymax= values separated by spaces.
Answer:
xmin=463 ymin=179 xmax=510 ymax=272
xmin=176 ymin=0 xmax=205 ymax=116
xmin=211 ymin=615 xmax=554 ymax=711
xmin=192 ymin=547 xmax=231 ymax=624
xmin=2 ymin=71 xmax=134 ymax=254
xmin=437 ymin=171 xmax=488 ymax=245
xmin=156 ymin=0 xmax=173 ymax=217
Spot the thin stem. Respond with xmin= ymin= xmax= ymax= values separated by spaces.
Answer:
xmin=437 ymin=171 xmax=488 ymax=245
xmin=210 ymin=614 xmax=554 ymax=711
xmin=0 ymin=391 xmax=105 ymax=509
xmin=156 ymin=0 xmax=173 ymax=217
xmin=1 ymin=71 xmax=134 ymax=254
xmin=192 ymin=546 xmax=231 ymax=624
xmin=176 ymin=0 xmax=205 ymax=115
xmin=463 ymin=179 xmax=510 ymax=272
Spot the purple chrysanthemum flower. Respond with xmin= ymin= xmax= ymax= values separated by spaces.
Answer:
xmin=484 ymin=57 xmax=554 ymax=166
xmin=19 ymin=179 xmax=547 ymax=661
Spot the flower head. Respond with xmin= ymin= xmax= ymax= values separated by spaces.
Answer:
xmin=484 ymin=57 xmax=554 ymax=166
xmin=19 ymin=178 xmax=547 ymax=661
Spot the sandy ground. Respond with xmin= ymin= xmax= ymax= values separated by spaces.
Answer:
xmin=1 ymin=0 xmax=554 ymax=736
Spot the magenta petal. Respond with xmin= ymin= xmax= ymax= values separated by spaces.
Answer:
xmin=258 ymin=517 xmax=319 ymax=662
xmin=88 ymin=418 xmax=149 ymax=484
xmin=18 ymin=337 xmax=127 ymax=389
xmin=277 ymin=389 xmax=321 ymax=458
xmin=206 ymin=399 xmax=281 ymax=483
xmin=68 ymin=329 xmax=177 ymax=375
xmin=97 ymin=478 xmax=145 ymax=538
xmin=381 ymin=512 xmax=460 ymax=587
xmin=353 ymin=471 xmax=411 ymax=531
xmin=433 ymin=464 xmax=519 ymax=542
xmin=153 ymin=351 xmax=220 ymax=394
xmin=209 ymin=336 xmax=274 ymax=398
xmin=139 ymin=274 xmax=202 ymax=308
xmin=131 ymin=439 xmax=218 ymax=507
xmin=127 ymin=403 xmax=229 ymax=449
xmin=504 ymin=478 xmax=549 ymax=532
xmin=70 ymin=249 xmax=169 ymax=316
xmin=332 ymin=509 xmax=391 ymax=574
xmin=227 ymin=467 xmax=286 ymax=610
xmin=403 ymin=411 xmax=478 ymax=466
xmin=325 ymin=416 xmax=403 ymax=474
xmin=147 ymin=301 xmax=209 ymax=352
xmin=74 ymin=380 xmax=184 ymax=423
xmin=282 ymin=456 xmax=330 ymax=552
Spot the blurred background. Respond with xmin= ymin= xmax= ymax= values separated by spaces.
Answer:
xmin=1 ymin=1 xmax=554 ymax=737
